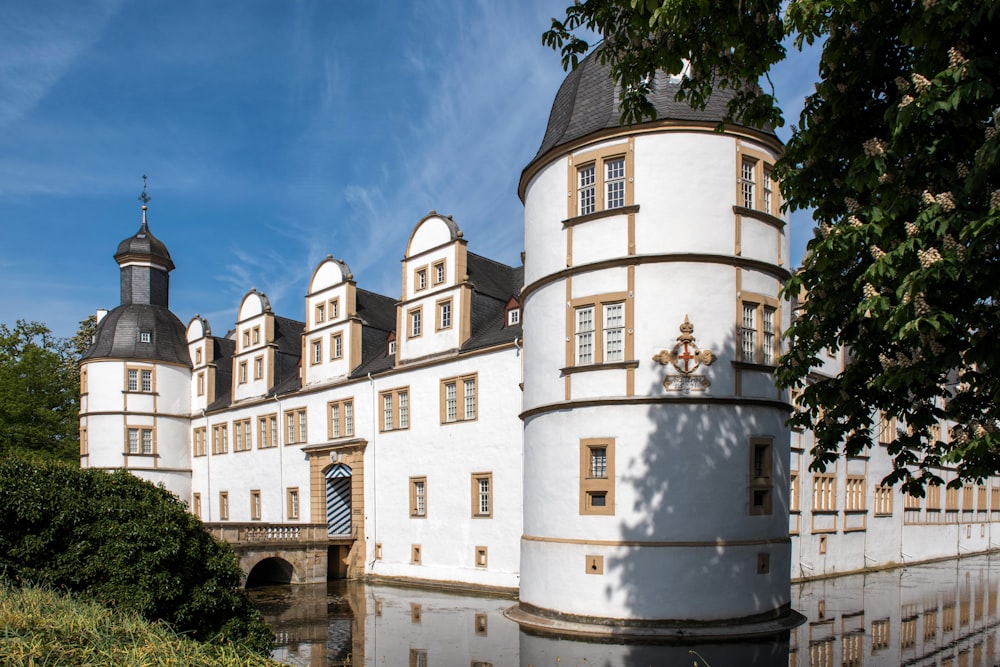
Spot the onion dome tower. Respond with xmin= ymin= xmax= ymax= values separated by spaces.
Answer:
xmin=509 ymin=54 xmax=801 ymax=637
xmin=79 ymin=178 xmax=192 ymax=499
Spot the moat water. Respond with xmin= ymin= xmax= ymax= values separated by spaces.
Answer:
xmin=248 ymin=554 xmax=1000 ymax=666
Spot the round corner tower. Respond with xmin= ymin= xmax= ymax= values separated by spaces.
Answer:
xmin=79 ymin=201 xmax=192 ymax=499
xmin=511 ymin=53 xmax=796 ymax=637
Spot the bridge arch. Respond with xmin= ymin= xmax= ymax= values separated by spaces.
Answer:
xmin=244 ymin=555 xmax=298 ymax=587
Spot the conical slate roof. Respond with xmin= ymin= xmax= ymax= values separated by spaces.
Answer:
xmin=82 ymin=303 xmax=190 ymax=366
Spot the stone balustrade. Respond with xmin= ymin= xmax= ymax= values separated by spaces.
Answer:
xmin=204 ymin=522 xmax=329 ymax=546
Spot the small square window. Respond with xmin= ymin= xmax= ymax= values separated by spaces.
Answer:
xmin=139 ymin=331 xmax=151 ymax=343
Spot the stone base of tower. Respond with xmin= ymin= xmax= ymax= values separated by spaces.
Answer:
xmin=504 ymin=601 xmax=805 ymax=642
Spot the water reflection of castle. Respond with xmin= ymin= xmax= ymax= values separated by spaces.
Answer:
xmin=251 ymin=555 xmax=1000 ymax=666
xmin=80 ymin=50 xmax=1000 ymax=638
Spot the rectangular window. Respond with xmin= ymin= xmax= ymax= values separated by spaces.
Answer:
xmin=239 ymin=361 xmax=248 ymax=384
xmin=287 ymin=488 xmax=299 ymax=520
xmin=963 ymin=485 xmax=975 ymax=511
xmin=315 ymin=303 xmax=326 ymax=324
xmin=284 ymin=408 xmax=307 ymax=444
xmin=813 ymin=473 xmax=836 ymax=511
xmin=193 ymin=427 xmax=206 ymax=457
xmin=416 ymin=267 xmax=428 ymax=291
xmin=328 ymin=399 xmax=354 ymax=439
xmin=437 ymin=299 xmax=452 ymax=330
xmin=250 ymin=490 xmax=261 ymax=520
xmin=197 ymin=371 xmax=205 ymax=396
xmin=141 ymin=370 xmax=152 ymax=393
xmin=433 ymin=261 xmax=446 ymax=285
xmin=605 ymin=157 xmax=626 ymax=209
xmin=219 ymin=492 xmax=229 ymax=520
xmin=576 ymin=306 xmax=594 ymax=365
xmin=243 ymin=330 xmax=251 ymax=349
xmin=194 ymin=349 xmax=202 ymax=365
xmin=409 ymin=308 xmax=422 ymax=338
xmin=234 ymin=419 xmax=251 ymax=452
xmin=790 ymin=471 xmax=799 ymax=512
xmin=508 ymin=308 xmax=520 ymax=326
xmin=258 ymin=414 xmax=277 ymax=448
xmin=874 ymin=485 xmax=893 ymax=515
xmin=142 ymin=429 xmax=153 ymax=454
xmin=578 ymin=163 xmax=596 ymax=216
xmin=472 ymin=472 xmax=492 ymax=517
xmin=741 ymin=158 xmax=756 ymax=209
xmin=927 ymin=484 xmax=942 ymax=510
xmin=946 ymin=486 xmax=960 ymax=511
xmin=380 ymin=388 xmax=410 ymax=431
xmin=212 ymin=424 xmax=228 ymax=454
xmin=329 ymin=298 xmax=340 ymax=320
xmin=749 ymin=438 xmax=773 ymax=515
xmin=252 ymin=326 xmax=260 ymax=344
xmin=739 ymin=296 xmax=779 ymax=365
xmin=139 ymin=331 xmax=151 ymax=343
xmin=410 ymin=477 xmax=427 ymax=517
xmin=572 ymin=146 xmax=631 ymax=218
xmin=845 ymin=475 xmax=866 ymax=511
xmin=128 ymin=427 xmax=138 ymax=454
xmin=254 ymin=356 xmax=263 ymax=379
xmin=127 ymin=369 xmax=138 ymax=392
xmin=603 ymin=303 xmax=624 ymax=362
xmin=192 ymin=492 xmax=202 ymax=519
xmin=569 ymin=293 xmax=630 ymax=367
xmin=311 ymin=339 xmax=322 ymax=365
xmin=441 ymin=374 xmax=477 ymax=423
xmin=580 ymin=438 xmax=615 ymax=515
xmin=331 ymin=333 xmax=343 ymax=359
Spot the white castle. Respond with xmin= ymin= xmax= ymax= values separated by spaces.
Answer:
xmin=80 ymin=54 xmax=1000 ymax=638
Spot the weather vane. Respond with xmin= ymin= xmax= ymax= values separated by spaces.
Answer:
xmin=138 ymin=175 xmax=151 ymax=206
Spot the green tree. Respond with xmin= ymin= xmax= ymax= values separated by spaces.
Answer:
xmin=0 ymin=320 xmax=79 ymax=462
xmin=0 ymin=457 xmax=273 ymax=654
xmin=545 ymin=1 xmax=999 ymax=493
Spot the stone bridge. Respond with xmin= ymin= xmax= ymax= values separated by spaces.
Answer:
xmin=206 ymin=522 xmax=332 ymax=585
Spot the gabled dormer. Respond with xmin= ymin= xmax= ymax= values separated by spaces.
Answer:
xmin=302 ymin=257 xmax=360 ymax=386
xmin=187 ymin=315 xmax=217 ymax=411
xmin=397 ymin=212 xmax=472 ymax=364
xmin=231 ymin=290 xmax=276 ymax=402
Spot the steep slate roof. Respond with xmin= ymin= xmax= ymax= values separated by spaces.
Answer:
xmin=531 ymin=50 xmax=776 ymax=165
xmin=462 ymin=255 xmax=522 ymax=353
xmin=82 ymin=304 xmax=190 ymax=367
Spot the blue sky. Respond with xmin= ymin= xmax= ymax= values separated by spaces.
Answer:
xmin=0 ymin=1 xmax=820 ymax=340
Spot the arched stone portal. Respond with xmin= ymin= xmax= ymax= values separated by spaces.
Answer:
xmin=245 ymin=556 xmax=296 ymax=587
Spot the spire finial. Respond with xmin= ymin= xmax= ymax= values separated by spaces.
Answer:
xmin=138 ymin=175 xmax=150 ymax=229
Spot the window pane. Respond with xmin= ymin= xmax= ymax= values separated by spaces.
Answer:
xmin=605 ymin=157 xmax=625 ymax=209
xmin=578 ymin=164 xmax=596 ymax=215
xmin=331 ymin=404 xmax=340 ymax=438
xmin=344 ymin=402 xmax=353 ymax=436
xmin=128 ymin=428 xmax=138 ymax=454
xmin=446 ymin=382 xmax=457 ymax=422
xmin=591 ymin=447 xmax=607 ymax=478
xmin=128 ymin=369 xmax=138 ymax=392
xmin=383 ymin=394 xmax=393 ymax=430
xmin=741 ymin=304 xmax=757 ymax=362
xmin=603 ymin=303 xmax=624 ymax=362
xmin=478 ymin=477 xmax=490 ymax=514
xmin=399 ymin=391 xmax=409 ymax=429
xmin=576 ymin=306 xmax=594 ymax=365
xmin=141 ymin=370 xmax=152 ymax=392
xmin=762 ymin=307 xmax=775 ymax=365
xmin=741 ymin=159 xmax=755 ymax=209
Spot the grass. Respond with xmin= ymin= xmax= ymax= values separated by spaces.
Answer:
xmin=0 ymin=585 xmax=284 ymax=667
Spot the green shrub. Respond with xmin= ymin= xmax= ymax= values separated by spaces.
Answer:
xmin=0 ymin=457 xmax=272 ymax=654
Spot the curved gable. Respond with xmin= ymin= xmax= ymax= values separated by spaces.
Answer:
xmin=309 ymin=256 xmax=352 ymax=293
xmin=186 ymin=315 xmax=211 ymax=341
xmin=238 ymin=290 xmax=271 ymax=322
xmin=406 ymin=212 xmax=462 ymax=257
